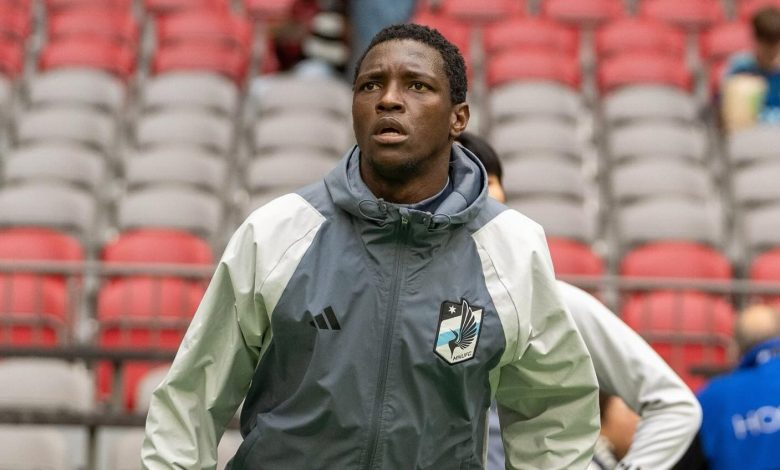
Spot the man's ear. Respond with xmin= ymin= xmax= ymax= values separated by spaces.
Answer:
xmin=450 ymin=103 xmax=469 ymax=139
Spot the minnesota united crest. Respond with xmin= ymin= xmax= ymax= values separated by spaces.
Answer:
xmin=434 ymin=299 xmax=484 ymax=365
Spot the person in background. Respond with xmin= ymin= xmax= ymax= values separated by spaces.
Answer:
xmin=721 ymin=7 xmax=780 ymax=131
xmin=675 ymin=304 xmax=780 ymax=470
xmin=457 ymin=132 xmax=702 ymax=470
xmin=143 ymin=25 xmax=600 ymax=470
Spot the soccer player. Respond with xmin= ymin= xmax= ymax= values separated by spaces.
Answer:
xmin=456 ymin=132 xmax=702 ymax=469
xmin=142 ymin=24 xmax=599 ymax=469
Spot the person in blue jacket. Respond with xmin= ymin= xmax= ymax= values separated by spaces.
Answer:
xmin=676 ymin=304 xmax=780 ymax=470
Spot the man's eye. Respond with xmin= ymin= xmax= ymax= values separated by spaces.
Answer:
xmin=361 ymin=82 xmax=378 ymax=91
xmin=411 ymin=82 xmax=427 ymax=91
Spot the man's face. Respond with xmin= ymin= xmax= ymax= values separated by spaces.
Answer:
xmin=352 ymin=39 xmax=468 ymax=181
xmin=755 ymin=39 xmax=780 ymax=70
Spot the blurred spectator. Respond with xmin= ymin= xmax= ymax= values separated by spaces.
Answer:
xmin=721 ymin=7 xmax=780 ymax=131
xmin=676 ymin=305 xmax=780 ymax=469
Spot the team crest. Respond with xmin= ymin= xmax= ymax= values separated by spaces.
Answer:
xmin=434 ymin=299 xmax=483 ymax=365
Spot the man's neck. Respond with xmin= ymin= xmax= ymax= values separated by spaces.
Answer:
xmin=360 ymin=153 xmax=451 ymax=205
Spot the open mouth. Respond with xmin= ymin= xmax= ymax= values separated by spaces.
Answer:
xmin=372 ymin=120 xmax=408 ymax=144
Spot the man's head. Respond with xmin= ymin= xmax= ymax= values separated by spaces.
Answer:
xmin=734 ymin=304 xmax=780 ymax=356
xmin=752 ymin=7 xmax=780 ymax=70
xmin=456 ymin=132 xmax=506 ymax=203
xmin=352 ymin=24 xmax=469 ymax=194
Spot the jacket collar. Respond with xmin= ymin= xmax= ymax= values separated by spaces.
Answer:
xmin=324 ymin=144 xmax=487 ymax=230
xmin=738 ymin=337 xmax=780 ymax=369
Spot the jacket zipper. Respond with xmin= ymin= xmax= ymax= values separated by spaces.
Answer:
xmin=363 ymin=213 xmax=410 ymax=469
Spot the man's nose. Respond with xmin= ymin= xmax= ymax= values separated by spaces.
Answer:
xmin=376 ymin=83 xmax=404 ymax=112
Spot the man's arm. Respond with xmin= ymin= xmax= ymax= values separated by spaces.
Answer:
xmin=141 ymin=221 xmax=268 ymax=470
xmin=558 ymin=282 xmax=702 ymax=469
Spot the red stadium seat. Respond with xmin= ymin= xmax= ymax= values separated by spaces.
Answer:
xmin=547 ymin=238 xmax=604 ymax=276
xmin=0 ymin=227 xmax=84 ymax=262
xmin=153 ymin=42 xmax=248 ymax=83
xmin=0 ymin=39 xmax=22 ymax=77
xmin=244 ymin=0 xmax=296 ymax=22
xmin=102 ymin=229 xmax=214 ymax=265
xmin=739 ymin=0 xmax=780 ymax=21
xmin=483 ymin=17 xmax=578 ymax=56
xmin=701 ymin=22 xmax=753 ymax=64
xmin=96 ymin=277 xmax=205 ymax=408
xmin=410 ymin=11 xmax=471 ymax=61
xmin=0 ymin=275 xmax=67 ymax=346
xmin=750 ymin=248 xmax=780 ymax=281
xmin=0 ymin=5 xmax=29 ymax=43
xmin=596 ymin=18 xmax=685 ymax=59
xmin=156 ymin=10 xmax=252 ymax=52
xmin=487 ymin=49 xmax=580 ymax=89
xmin=45 ymin=0 xmax=132 ymax=12
xmin=144 ymin=0 xmax=230 ymax=16
xmin=39 ymin=38 xmax=135 ymax=79
xmin=621 ymin=242 xmax=732 ymax=280
xmin=598 ymin=52 xmax=692 ymax=93
xmin=47 ymin=8 xmax=138 ymax=46
xmin=641 ymin=0 xmax=725 ymax=31
xmin=437 ymin=0 xmax=525 ymax=23
xmin=542 ymin=0 xmax=623 ymax=26
xmin=622 ymin=290 xmax=735 ymax=390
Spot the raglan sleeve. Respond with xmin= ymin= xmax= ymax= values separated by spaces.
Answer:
xmin=141 ymin=220 xmax=269 ymax=470
xmin=493 ymin=226 xmax=600 ymax=470
xmin=563 ymin=282 xmax=702 ymax=470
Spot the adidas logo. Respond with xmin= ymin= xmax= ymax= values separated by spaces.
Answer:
xmin=308 ymin=306 xmax=341 ymax=330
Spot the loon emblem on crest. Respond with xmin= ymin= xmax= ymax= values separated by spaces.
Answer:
xmin=434 ymin=299 xmax=484 ymax=365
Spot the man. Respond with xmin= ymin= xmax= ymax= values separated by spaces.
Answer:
xmin=142 ymin=24 xmax=599 ymax=469
xmin=676 ymin=304 xmax=780 ymax=470
xmin=721 ymin=7 xmax=780 ymax=130
xmin=457 ymin=133 xmax=702 ymax=470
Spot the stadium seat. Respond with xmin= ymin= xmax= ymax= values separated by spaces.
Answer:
xmin=751 ymin=247 xmax=780 ymax=281
xmin=117 ymin=187 xmax=222 ymax=239
xmin=4 ymin=144 xmax=106 ymax=192
xmin=0 ymin=426 xmax=71 ymax=470
xmin=102 ymin=229 xmax=213 ymax=265
xmin=45 ymin=0 xmax=133 ymax=11
xmin=507 ymin=197 xmax=593 ymax=241
xmin=436 ymin=0 xmax=525 ymax=23
xmin=156 ymin=10 xmax=252 ymax=52
xmin=142 ymin=72 xmax=239 ymax=116
xmin=244 ymin=0 xmax=296 ymax=22
xmin=596 ymin=17 xmax=685 ymax=59
xmin=39 ymin=38 xmax=135 ymax=80
xmin=0 ymin=39 xmax=24 ymax=77
xmin=621 ymin=242 xmax=732 ymax=280
xmin=728 ymin=124 xmax=780 ymax=166
xmin=0 ymin=358 xmax=93 ymax=411
xmin=701 ymin=22 xmax=753 ymax=65
xmin=488 ymin=82 xmax=581 ymax=123
xmin=603 ymin=85 xmax=698 ymax=124
xmin=15 ymin=106 xmax=117 ymax=153
xmin=502 ymin=157 xmax=585 ymax=201
xmin=252 ymin=112 xmax=352 ymax=156
xmin=491 ymin=118 xmax=580 ymax=161
xmin=542 ymin=0 xmax=623 ymax=26
xmin=484 ymin=17 xmax=578 ymax=56
xmin=47 ymin=8 xmax=138 ymax=46
xmin=598 ymin=53 xmax=692 ymax=94
xmin=247 ymin=152 xmax=336 ymax=194
xmin=487 ymin=50 xmax=580 ymax=89
xmin=144 ymin=0 xmax=230 ymax=15
xmin=0 ymin=276 xmax=68 ymax=346
xmin=622 ymin=291 xmax=735 ymax=390
xmin=547 ymin=237 xmax=605 ymax=276
xmin=608 ymin=121 xmax=707 ymax=163
xmin=0 ymin=184 xmax=96 ymax=238
xmin=136 ymin=110 xmax=233 ymax=155
xmin=743 ymin=203 xmax=780 ymax=252
xmin=0 ymin=227 xmax=84 ymax=262
xmin=252 ymin=76 xmax=352 ymax=119
xmin=0 ymin=4 xmax=30 ymax=44
xmin=738 ymin=0 xmax=780 ymax=21
xmin=612 ymin=160 xmax=710 ymax=203
xmin=27 ymin=69 xmax=125 ymax=112
xmin=617 ymin=197 xmax=722 ymax=247
xmin=733 ymin=162 xmax=780 ymax=207
xmin=640 ymin=0 xmax=725 ymax=31
xmin=124 ymin=148 xmax=228 ymax=194
xmin=410 ymin=11 xmax=471 ymax=55
xmin=153 ymin=42 xmax=248 ymax=84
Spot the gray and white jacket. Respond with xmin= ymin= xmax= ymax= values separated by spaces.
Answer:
xmin=142 ymin=145 xmax=600 ymax=470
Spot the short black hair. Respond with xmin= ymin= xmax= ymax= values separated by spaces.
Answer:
xmin=457 ymin=132 xmax=503 ymax=182
xmin=753 ymin=6 xmax=780 ymax=43
xmin=353 ymin=23 xmax=468 ymax=105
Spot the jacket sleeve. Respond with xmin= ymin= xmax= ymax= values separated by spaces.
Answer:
xmin=492 ymin=231 xmax=600 ymax=470
xmin=141 ymin=221 xmax=269 ymax=470
xmin=560 ymin=282 xmax=702 ymax=470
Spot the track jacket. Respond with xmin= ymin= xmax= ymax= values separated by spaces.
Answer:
xmin=487 ymin=282 xmax=702 ymax=470
xmin=142 ymin=145 xmax=600 ymax=470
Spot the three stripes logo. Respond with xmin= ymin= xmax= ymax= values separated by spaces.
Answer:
xmin=308 ymin=306 xmax=341 ymax=330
